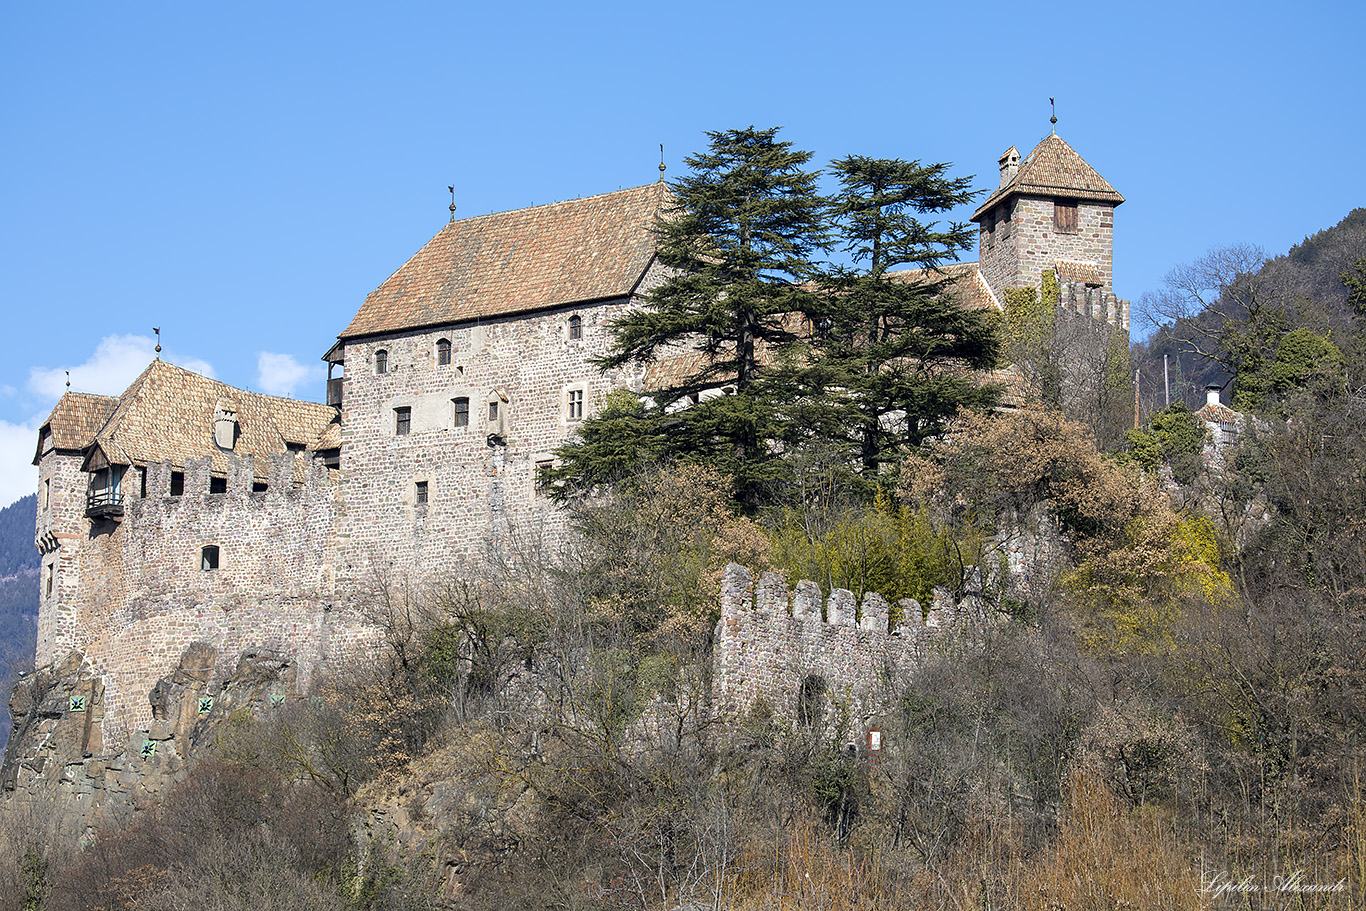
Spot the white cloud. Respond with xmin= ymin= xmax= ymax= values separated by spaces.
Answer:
xmin=0 ymin=419 xmax=39 ymax=510
xmin=256 ymin=352 xmax=323 ymax=398
xmin=29 ymin=334 xmax=214 ymax=402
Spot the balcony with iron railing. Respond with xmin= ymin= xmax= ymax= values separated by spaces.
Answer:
xmin=86 ymin=488 xmax=124 ymax=519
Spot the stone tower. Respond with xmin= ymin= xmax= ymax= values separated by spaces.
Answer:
xmin=970 ymin=133 xmax=1128 ymax=330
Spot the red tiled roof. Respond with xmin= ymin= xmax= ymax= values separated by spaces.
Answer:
xmin=338 ymin=182 xmax=671 ymax=340
xmin=1055 ymin=260 xmax=1106 ymax=285
xmin=34 ymin=393 xmax=119 ymax=464
xmin=972 ymin=134 xmax=1124 ymax=221
xmin=82 ymin=360 xmax=336 ymax=476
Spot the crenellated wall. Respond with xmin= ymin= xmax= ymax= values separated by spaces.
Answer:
xmin=32 ymin=450 xmax=377 ymax=735
xmin=712 ymin=564 xmax=987 ymax=727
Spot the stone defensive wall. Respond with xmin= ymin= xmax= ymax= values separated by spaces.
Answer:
xmin=51 ymin=452 xmax=376 ymax=736
xmin=712 ymin=563 xmax=985 ymax=726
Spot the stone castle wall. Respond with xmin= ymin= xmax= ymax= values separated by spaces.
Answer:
xmin=33 ymin=450 xmax=373 ymax=735
xmin=335 ymin=267 xmax=663 ymax=588
xmin=712 ymin=564 xmax=985 ymax=727
xmin=35 ymin=451 xmax=88 ymax=665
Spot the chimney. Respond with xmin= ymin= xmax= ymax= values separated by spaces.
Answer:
xmin=998 ymin=146 xmax=1020 ymax=187
xmin=1205 ymin=385 xmax=1222 ymax=408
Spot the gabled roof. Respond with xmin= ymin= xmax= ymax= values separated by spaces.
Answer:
xmin=33 ymin=393 xmax=119 ymax=464
xmin=972 ymin=133 xmax=1124 ymax=221
xmin=338 ymin=182 xmax=671 ymax=341
xmin=76 ymin=360 xmax=335 ymax=476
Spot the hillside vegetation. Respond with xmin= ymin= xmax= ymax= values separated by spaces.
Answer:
xmin=2 ymin=151 xmax=1363 ymax=908
xmin=0 ymin=495 xmax=38 ymax=746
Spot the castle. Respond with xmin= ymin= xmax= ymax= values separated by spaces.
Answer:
xmin=28 ymin=132 xmax=1127 ymax=739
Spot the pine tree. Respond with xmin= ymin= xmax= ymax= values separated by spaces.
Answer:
xmin=794 ymin=156 xmax=1000 ymax=476
xmin=599 ymin=127 xmax=827 ymax=397
xmin=591 ymin=127 xmax=829 ymax=504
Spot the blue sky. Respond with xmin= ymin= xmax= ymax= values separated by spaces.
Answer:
xmin=1 ymin=0 xmax=1362 ymax=508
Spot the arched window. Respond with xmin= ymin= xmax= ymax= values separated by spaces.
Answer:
xmin=568 ymin=314 xmax=582 ymax=340
xmin=375 ymin=349 xmax=388 ymax=375
xmin=436 ymin=338 xmax=451 ymax=366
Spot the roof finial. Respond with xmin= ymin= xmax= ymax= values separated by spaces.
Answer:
xmin=448 ymin=186 xmax=457 ymax=223
xmin=65 ymin=370 xmax=70 ymax=390
xmin=1050 ymin=97 xmax=1057 ymax=134
xmin=153 ymin=327 xmax=161 ymax=359
xmin=659 ymin=143 xmax=666 ymax=182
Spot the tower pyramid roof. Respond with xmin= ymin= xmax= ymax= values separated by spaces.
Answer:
xmin=971 ymin=133 xmax=1124 ymax=221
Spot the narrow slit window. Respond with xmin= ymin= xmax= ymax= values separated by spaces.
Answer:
xmin=453 ymin=397 xmax=469 ymax=428
xmin=201 ymin=545 xmax=220 ymax=571
xmin=170 ymin=471 xmax=185 ymax=497
xmin=415 ymin=480 xmax=428 ymax=505
xmin=138 ymin=468 xmax=147 ymax=498
xmin=436 ymin=338 xmax=451 ymax=366
xmin=42 ymin=478 xmax=50 ymax=510
xmin=45 ymin=564 xmax=53 ymax=598
xmin=395 ymin=406 xmax=412 ymax=436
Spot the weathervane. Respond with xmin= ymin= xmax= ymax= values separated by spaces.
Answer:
xmin=448 ymin=186 xmax=457 ymax=222
xmin=659 ymin=144 xmax=666 ymax=182
xmin=65 ymin=370 xmax=70 ymax=390
xmin=1050 ymin=97 xmax=1057 ymax=134
xmin=153 ymin=327 xmax=161 ymax=359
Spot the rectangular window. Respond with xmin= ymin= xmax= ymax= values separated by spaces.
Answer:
xmin=201 ymin=545 xmax=220 ymax=571
xmin=138 ymin=468 xmax=147 ymax=498
xmin=488 ymin=400 xmax=499 ymax=422
xmin=453 ymin=397 xmax=469 ymax=428
xmin=535 ymin=460 xmax=553 ymax=497
xmin=170 ymin=471 xmax=185 ymax=497
xmin=395 ymin=406 xmax=412 ymax=436
xmin=1054 ymin=201 xmax=1078 ymax=232
xmin=42 ymin=478 xmax=50 ymax=510
xmin=209 ymin=476 xmax=228 ymax=494
xmin=415 ymin=480 xmax=428 ymax=505
xmin=437 ymin=339 xmax=451 ymax=365
xmin=567 ymin=389 xmax=584 ymax=420
xmin=45 ymin=564 xmax=53 ymax=598
xmin=252 ymin=481 xmax=268 ymax=494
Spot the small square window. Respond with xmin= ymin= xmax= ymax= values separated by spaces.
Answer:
xmin=209 ymin=476 xmax=227 ymax=494
xmin=567 ymin=388 xmax=584 ymax=420
xmin=454 ymin=397 xmax=469 ymax=428
xmin=395 ymin=407 xmax=412 ymax=436
xmin=170 ymin=471 xmax=185 ymax=497
xmin=415 ymin=480 xmax=428 ymax=506
xmin=201 ymin=545 xmax=220 ymax=571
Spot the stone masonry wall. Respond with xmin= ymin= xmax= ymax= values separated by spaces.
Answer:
xmin=712 ymin=564 xmax=985 ymax=728
xmin=35 ymin=451 xmax=88 ymax=666
xmin=34 ymin=450 xmax=373 ymax=735
xmin=1007 ymin=197 xmax=1115 ymax=293
xmin=335 ymin=268 xmax=662 ymax=590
